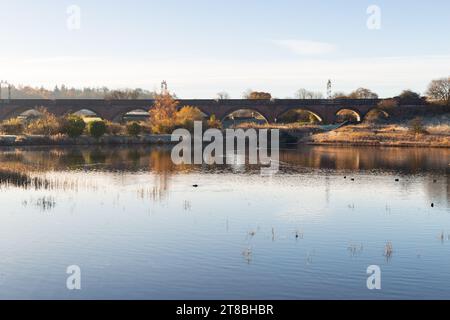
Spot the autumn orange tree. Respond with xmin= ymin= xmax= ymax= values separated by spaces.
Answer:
xmin=244 ymin=90 xmax=272 ymax=100
xmin=176 ymin=106 xmax=203 ymax=121
xmin=148 ymin=93 xmax=179 ymax=133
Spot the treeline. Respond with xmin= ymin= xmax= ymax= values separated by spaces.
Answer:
xmin=238 ymin=77 xmax=449 ymax=106
xmin=5 ymin=76 xmax=449 ymax=106
xmin=6 ymin=85 xmax=157 ymax=100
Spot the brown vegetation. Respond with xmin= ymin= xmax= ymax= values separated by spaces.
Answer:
xmin=295 ymin=89 xmax=323 ymax=99
xmin=0 ymin=118 xmax=24 ymax=135
xmin=244 ymin=91 xmax=272 ymax=100
xmin=148 ymin=93 xmax=218 ymax=133
xmin=25 ymin=107 xmax=62 ymax=135
xmin=304 ymin=123 xmax=449 ymax=147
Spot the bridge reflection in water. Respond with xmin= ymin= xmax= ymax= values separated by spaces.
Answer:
xmin=0 ymin=145 xmax=448 ymax=172
xmin=0 ymin=145 xmax=448 ymax=205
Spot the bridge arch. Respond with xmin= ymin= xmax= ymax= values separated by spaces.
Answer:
xmin=221 ymin=108 xmax=269 ymax=127
xmin=17 ymin=108 xmax=45 ymax=122
xmin=113 ymin=108 xmax=150 ymax=122
xmin=335 ymin=108 xmax=362 ymax=123
xmin=70 ymin=109 xmax=104 ymax=120
xmin=1 ymin=106 xmax=51 ymax=121
xmin=276 ymin=108 xmax=323 ymax=124
xmin=363 ymin=108 xmax=390 ymax=123
xmin=109 ymin=106 xmax=151 ymax=123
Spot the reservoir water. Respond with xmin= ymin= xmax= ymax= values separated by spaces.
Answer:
xmin=0 ymin=145 xmax=448 ymax=299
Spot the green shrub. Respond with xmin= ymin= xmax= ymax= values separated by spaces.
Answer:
xmin=0 ymin=118 xmax=25 ymax=135
xmin=126 ymin=122 xmax=142 ymax=136
xmin=62 ymin=115 xmax=86 ymax=138
xmin=88 ymin=120 xmax=107 ymax=138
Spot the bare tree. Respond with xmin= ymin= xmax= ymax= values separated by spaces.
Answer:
xmin=332 ymin=91 xmax=349 ymax=99
xmin=242 ymin=89 xmax=253 ymax=99
xmin=426 ymin=77 xmax=450 ymax=105
xmin=217 ymin=91 xmax=230 ymax=100
xmin=295 ymin=88 xmax=323 ymax=99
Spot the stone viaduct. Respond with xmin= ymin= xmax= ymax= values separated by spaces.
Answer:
xmin=0 ymin=98 xmax=392 ymax=124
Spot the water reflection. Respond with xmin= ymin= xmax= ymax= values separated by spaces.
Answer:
xmin=0 ymin=145 xmax=448 ymax=173
xmin=0 ymin=145 xmax=449 ymax=299
xmin=279 ymin=146 xmax=449 ymax=174
xmin=1 ymin=145 xmax=448 ymax=204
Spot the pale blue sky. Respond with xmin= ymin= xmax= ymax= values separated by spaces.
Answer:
xmin=1 ymin=0 xmax=449 ymax=97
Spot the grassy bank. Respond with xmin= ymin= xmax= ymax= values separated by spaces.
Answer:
xmin=301 ymin=123 xmax=450 ymax=147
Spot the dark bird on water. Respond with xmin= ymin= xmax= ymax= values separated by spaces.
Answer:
xmin=431 ymin=203 xmax=435 ymax=208
xmin=351 ymin=178 xmax=355 ymax=181
xmin=192 ymin=184 xmax=199 ymax=188
xmin=395 ymin=179 xmax=399 ymax=182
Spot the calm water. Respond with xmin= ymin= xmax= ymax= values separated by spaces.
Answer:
xmin=0 ymin=145 xmax=449 ymax=300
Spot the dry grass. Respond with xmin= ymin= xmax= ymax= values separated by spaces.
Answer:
xmin=306 ymin=123 xmax=450 ymax=147
xmin=234 ymin=122 xmax=323 ymax=130
xmin=427 ymin=124 xmax=450 ymax=135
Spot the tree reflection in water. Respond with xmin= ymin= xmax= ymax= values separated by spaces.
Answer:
xmin=0 ymin=145 xmax=448 ymax=205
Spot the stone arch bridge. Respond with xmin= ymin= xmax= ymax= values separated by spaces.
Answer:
xmin=0 ymin=98 xmax=389 ymax=124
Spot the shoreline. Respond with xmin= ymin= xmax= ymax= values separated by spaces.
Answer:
xmin=297 ymin=123 xmax=450 ymax=148
xmin=301 ymin=141 xmax=450 ymax=148
xmin=0 ymin=133 xmax=448 ymax=148
xmin=0 ymin=134 xmax=176 ymax=147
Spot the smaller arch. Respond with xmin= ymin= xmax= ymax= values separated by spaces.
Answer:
xmin=118 ymin=109 xmax=150 ymax=123
xmin=335 ymin=108 xmax=361 ymax=123
xmin=363 ymin=108 xmax=390 ymax=123
xmin=1 ymin=106 xmax=51 ymax=122
xmin=222 ymin=108 xmax=269 ymax=128
xmin=277 ymin=108 xmax=323 ymax=124
xmin=71 ymin=109 xmax=103 ymax=121
xmin=17 ymin=109 xmax=44 ymax=122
